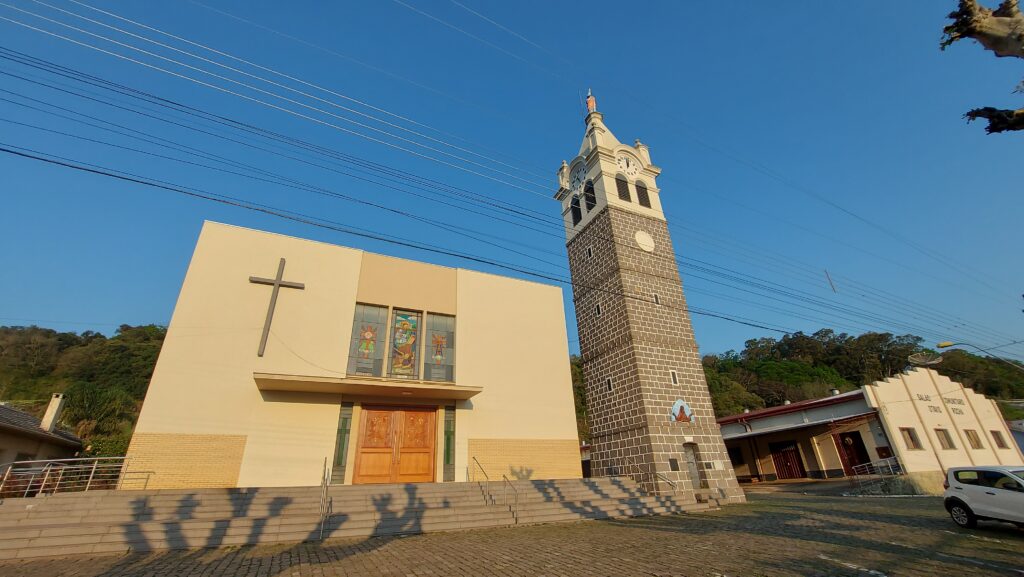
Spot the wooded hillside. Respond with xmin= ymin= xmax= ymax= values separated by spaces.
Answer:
xmin=0 ymin=324 xmax=164 ymax=457
xmin=2 ymin=324 xmax=1020 ymax=452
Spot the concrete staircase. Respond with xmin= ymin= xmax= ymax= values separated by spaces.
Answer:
xmin=0 ymin=477 xmax=715 ymax=559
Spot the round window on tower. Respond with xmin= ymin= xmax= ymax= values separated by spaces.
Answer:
xmin=634 ymin=230 xmax=655 ymax=253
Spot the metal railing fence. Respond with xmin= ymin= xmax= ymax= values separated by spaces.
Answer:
xmin=318 ymin=457 xmax=332 ymax=540
xmin=851 ymin=456 xmax=904 ymax=478
xmin=849 ymin=456 xmax=905 ymax=493
xmin=501 ymin=473 xmax=518 ymax=524
xmin=0 ymin=456 xmax=152 ymax=498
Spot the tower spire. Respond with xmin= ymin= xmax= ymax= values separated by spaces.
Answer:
xmin=585 ymin=88 xmax=597 ymax=113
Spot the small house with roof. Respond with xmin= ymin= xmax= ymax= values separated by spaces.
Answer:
xmin=0 ymin=393 xmax=82 ymax=465
xmin=718 ymin=368 xmax=1024 ymax=494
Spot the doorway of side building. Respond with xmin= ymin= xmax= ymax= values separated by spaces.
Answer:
xmin=768 ymin=441 xmax=807 ymax=479
xmin=833 ymin=431 xmax=871 ymax=476
xmin=353 ymin=405 xmax=436 ymax=484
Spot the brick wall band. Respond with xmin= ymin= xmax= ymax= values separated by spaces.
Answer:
xmin=567 ymin=205 xmax=744 ymax=501
xmin=467 ymin=439 xmax=582 ymax=481
xmin=124 ymin=433 xmax=248 ymax=489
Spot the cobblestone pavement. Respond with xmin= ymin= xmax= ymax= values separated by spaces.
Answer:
xmin=2 ymin=493 xmax=1022 ymax=577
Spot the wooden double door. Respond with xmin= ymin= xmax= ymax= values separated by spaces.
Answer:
xmin=768 ymin=441 xmax=807 ymax=480
xmin=353 ymin=406 xmax=436 ymax=484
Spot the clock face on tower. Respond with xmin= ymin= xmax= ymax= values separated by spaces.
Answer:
xmin=569 ymin=165 xmax=586 ymax=194
xmin=617 ymin=155 xmax=640 ymax=177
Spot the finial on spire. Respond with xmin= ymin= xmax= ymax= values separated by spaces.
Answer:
xmin=585 ymin=88 xmax=597 ymax=113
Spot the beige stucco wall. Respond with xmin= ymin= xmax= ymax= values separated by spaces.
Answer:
xmin=357 ymin=253 xmax=456 ymax=314
xmin=128 ymin=222 xmax=580 ymax=488
xmin=128 ymin=222 xmax=361 ymax=488
xmin=864 ymin=368 xmax=1024 ymax=483
xmin=455 ymin=268 xmax=581 ymax=481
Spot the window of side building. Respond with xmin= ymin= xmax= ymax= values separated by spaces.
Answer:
xmin=899 ymin=427 xmax=923 ymax=450
xmin=964 ymin=429 xmax=984 ymax=450
xmin=347 ymin=303 xmax=388 ymax=377
xmin=935 ymin=428 xmax=956 ymax=450
xmin=991 ymin=430 xmax=1009 ymax=449
xmin=424 ymin=313 xmax=456 ymax=382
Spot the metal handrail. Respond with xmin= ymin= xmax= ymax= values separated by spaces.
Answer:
xmin=318 ymin=457 xmax=331 ymax=540
xmin=654 ymin=471 xmax=678 ymax=491
xmin=501 ymin=474 xmax=518 ymax=524
xmin=0 ymin=456 xmax=150 ymax=497
xmin=621 ymin=454 xmax=677 ymax=493
xmin=470 ymin=456 xmax=495 ymax=506
xmin=470 ymin=456 xmax=490 ymax=482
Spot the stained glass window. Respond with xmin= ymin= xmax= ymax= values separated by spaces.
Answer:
xmin=347 ymin=304 xmax=387 ymax=377
xmin=424 ymin=313 xmax=455 ymax=382
xmin=389 ymin=309 xmax=421 ymax=379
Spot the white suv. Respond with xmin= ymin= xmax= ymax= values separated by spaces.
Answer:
xmin=943 ymin=466 xmax=1024 ymax=529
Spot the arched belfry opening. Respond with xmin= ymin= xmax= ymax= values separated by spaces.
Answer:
xmin=583 ymin=181 xmax=596 ymax=212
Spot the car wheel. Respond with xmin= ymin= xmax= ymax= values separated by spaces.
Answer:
xmin=949 ymin=502 xmax=977 ymax=528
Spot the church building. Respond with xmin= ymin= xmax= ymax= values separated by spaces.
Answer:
xmin=125 ymin=222 xmax=582 ymax=489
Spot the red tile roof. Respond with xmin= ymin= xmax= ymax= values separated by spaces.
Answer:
xmin=716 ymin=389 xmax=865 ymax=425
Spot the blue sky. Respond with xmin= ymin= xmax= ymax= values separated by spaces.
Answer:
xmin=1 ymin=1 xmax=1021 ymax=360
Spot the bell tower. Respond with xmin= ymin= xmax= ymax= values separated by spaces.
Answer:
xmin=556 ymin=93 xmax=744 ymax=502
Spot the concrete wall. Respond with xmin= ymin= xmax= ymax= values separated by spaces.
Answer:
xmin=0 ymin=430 xmax=76 ymax=464
xmin=455 ymin=268 xmax=580 ymax=481
xmin=127 ymin=222 xmax=580 ymax=489
xmin=864 ymin=368 xmax=1024 ymax=494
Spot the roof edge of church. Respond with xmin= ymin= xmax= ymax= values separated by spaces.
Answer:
xmin=199 ymin=220 xmax=562 ymax=291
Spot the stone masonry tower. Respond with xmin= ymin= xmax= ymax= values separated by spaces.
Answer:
xmin=556 ymin=94 xmax=744 ymax=502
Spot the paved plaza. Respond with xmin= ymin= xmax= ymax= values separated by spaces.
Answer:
xmin=2 ymin=492 xmax=1021 ymax=577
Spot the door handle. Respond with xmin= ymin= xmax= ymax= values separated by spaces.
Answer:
xmin=985 ymin=491 xmax=996 ymax=495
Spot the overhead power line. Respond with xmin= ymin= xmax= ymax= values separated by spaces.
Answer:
xmin=0 ymin=9 xmax=556 ymax=195
xmin=32 ymin=0 xmax=552 ymax=183
xmin=0 ymin=143 xmax=796 ymax=336
xmin=2 ymin=46 xmax=1018 ymax=354
xmin=407 ymin=0 xmax=1020 ymax=304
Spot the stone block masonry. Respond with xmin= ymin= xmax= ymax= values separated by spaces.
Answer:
xmin=568 ymin=205 xmax=744 ymax=502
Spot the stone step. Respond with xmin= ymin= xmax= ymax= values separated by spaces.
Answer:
xmin=0 ymin=500 xmax=515 ymax=530
xmin=0 ymin=477 xmax=708 ymax=559
xmin=0 ymin=492 xmax=492 ymax=515
xmin=0 ymin=498 xmax=706 ymax=559
xmin=0 ymin=490 xmax=495 ymax=516
xmin=515 ymin=502 xmax=713 ymax=525
xmin=0 ymin=506 xmax=520 ymax=559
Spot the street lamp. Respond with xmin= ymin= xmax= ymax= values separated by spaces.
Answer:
xmin=936 ymin=341 xmax=1024 ymax=374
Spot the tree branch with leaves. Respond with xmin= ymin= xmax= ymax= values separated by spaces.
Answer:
xmin=942 ymin=0 xmax=1024 ymax=132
